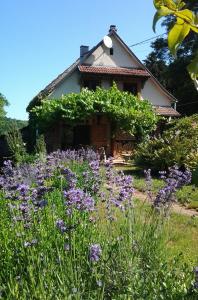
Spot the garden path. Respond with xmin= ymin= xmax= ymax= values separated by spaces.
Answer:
xmin=134 ymin=190 xmax=198 ymax=217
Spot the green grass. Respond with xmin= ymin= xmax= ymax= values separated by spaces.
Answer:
xmin=166 ymin=213 xmax=198 ymax=266
xmin=176 ymin=186 xmax=198 ymax=210
xmin=134 ymin=198 xmax=198 ymax=266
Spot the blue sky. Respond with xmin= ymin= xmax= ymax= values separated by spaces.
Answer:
xmin=0 ymin=0 xmax=164 ymax=120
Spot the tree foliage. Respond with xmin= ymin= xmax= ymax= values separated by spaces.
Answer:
xmin=30 ymin=84 xmax=158 ymax=139
xmin=0 ymin=93 xmax=9 ymax=125
xmin=153 ymin=0 xmax=198 ymax=88
xmin=0 ymin=118 xmax=28 ymax=136
xmin=0 ymin=93 xmax=28 ymax=136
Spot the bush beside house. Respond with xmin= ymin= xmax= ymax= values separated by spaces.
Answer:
xmin=135 ymin=114 xmax=198 ymax=172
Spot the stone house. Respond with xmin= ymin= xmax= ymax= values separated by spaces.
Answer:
xmin=27 ymin=25 xmax=180 ymax=157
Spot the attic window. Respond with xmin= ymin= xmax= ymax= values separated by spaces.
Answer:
xmin=110 ymin=48 xmax=114 ymax=55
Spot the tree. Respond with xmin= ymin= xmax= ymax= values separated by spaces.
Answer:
xmin=0 ymin=93 xmax=28 ymax=136
xmin=0 ymin=93 xmax=9 ymax=127
xmin=0 ymin=118 xmax=28 ymax=136
xmin=144 ymin=35 xmax=198 ymax=114
xmin=153 ymin=0 xmax=198 ymax=89
xmin=144 ymin=38 xmax=170 ymax=87
xmin=0 ymin=93 xmax=8 ymax=117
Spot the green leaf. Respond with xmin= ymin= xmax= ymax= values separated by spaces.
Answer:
xmin=177 ymin=1 xmax=186 ymax=10
xmin=164 ymin=0 xmax=177 ymax=10
xmin=190 ymin=24 xmax=198 ymax=33
xmin=153 ymin=6 xmax=173 ymax=32
xmin=175 ymin=9 xmax=193 ymax=23
xmin=168 ymin=17 xmax=190 ymax=56
xmin=187 ymin=52 xmax=198 ymax=80
xmin=174 ymin=9 xmax=198 ymax=33
xmin=153 ymin=0 xmax=164 ymax=9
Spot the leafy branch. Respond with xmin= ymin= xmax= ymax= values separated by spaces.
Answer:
xmin=153 ymin=0 xmax=198 ymax=88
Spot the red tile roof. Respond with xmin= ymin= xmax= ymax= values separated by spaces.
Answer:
xmin=79 ymin=65 xmax=150 ymax=77
xmin=154 ymin=106 xmax=180 ymax=117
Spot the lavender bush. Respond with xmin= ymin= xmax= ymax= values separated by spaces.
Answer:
xmin=0 ymin=149 xmax=197 ymax=299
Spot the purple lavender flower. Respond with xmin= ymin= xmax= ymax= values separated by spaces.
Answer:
xmin=144 ymin=169 xmax=153 ymax=201
xmin=61 ymin=168 xmax=77 ymax=188
xmin=36 ymin=199 xmax=48 ymax=208
xmin=104 ymin=157 xmax=114 ymax=181
xmin=89 ymin=160 xmax=99 ymax=175
xmin=17 ymin=184 xmax=29 ymax=196
xmin=19 ymin=203 xmax=30 ymax=214
xmin=153 ymin=166 xmax=192 ymax=211
xmin=89 ymin=244 xmax=102 ymax=262
xmin=56 ymin=219 xmax=67 ymax=233
xmin=64 ymin=188 xmax=95 ymax=212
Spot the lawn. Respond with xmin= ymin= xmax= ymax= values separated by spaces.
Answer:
xmin=166 ymin=213 xmax=198 ymax=266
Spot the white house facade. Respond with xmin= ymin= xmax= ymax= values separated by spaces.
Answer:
xmin=27 ymin=25 xmax=180 ymax=157
xmin=28 ymin=25 xmax=179 ymax=117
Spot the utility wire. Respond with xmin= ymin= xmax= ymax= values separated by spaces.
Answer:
xmin=129 ymin=33 xmax=167 ymax=48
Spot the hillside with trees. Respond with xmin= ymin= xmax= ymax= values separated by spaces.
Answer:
xmin=0 ymin=92 xmax=28 ymax=136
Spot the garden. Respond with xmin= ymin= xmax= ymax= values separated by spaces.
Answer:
xmin=1 ymin=0 xmax=198 ymax=298
xmin=0 ymin=84 xmax=198 ymax=299
xmin=0 ymin=146 xmax=198 ymax=299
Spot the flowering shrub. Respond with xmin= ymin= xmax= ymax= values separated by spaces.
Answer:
xmin=0 ymin=149 xmax=197 ymax=299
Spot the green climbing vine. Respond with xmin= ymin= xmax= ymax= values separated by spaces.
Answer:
xmin=30 ymin=84 xmax=158 ymax=139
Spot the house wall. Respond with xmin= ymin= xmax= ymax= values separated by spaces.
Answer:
xmin=141 ymin=79 xmax=171 ymax=106
xmin=50 ymin=70 xmax=80 ymax=98
xmin=48 ymin=36 xmax=172 ymax=109
xmin=85 ymin=36 xmax=141 ymax=68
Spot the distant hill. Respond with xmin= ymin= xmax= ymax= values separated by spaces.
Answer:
xmin=0 ymin=118 xmax=28 ymax=136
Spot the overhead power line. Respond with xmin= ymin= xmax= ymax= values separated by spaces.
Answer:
xmin=129 ymin=33 xmax=167 ymax=48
